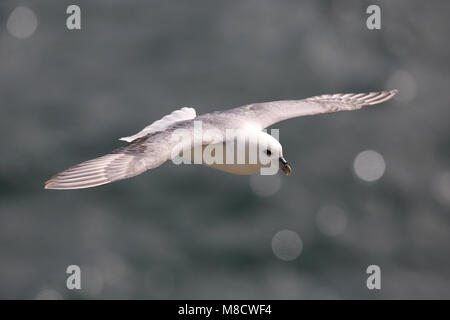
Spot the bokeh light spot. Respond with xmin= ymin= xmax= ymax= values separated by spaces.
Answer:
xmin=249 ymin=174 xmax=281 ymax=197
xmin=271 ymin=229 xmax=303 ymax=261
xmin=431 ymin=171 xmax=450 ymax=207
xmin=83 ymin=266 xmax=104 ymax=297
xmin=7 ymin=6 xmax=38 ymax=39
xmin=316 ymin=205 xmax=347 ymax=237
xmin=385 ymin=70 xmax=418 ymax=103
xmin=35 ymin=288 xmax=63 ymax=300
xmin=353 ymin=150 xmax=386 ymax=182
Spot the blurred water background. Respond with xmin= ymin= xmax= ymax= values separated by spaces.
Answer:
xmin=1 ymin=0 xmax=450 ymax=299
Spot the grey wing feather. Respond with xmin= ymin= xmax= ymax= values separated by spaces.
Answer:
xmin=45 ymin=132 xmax=173 ymax=190
xmin=45 ymin=119 xmax=221 ymax=190
xmin=223 ymin=90 xmax=398 ymax=129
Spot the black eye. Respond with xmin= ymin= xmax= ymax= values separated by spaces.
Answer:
xmin=265 ymin=149 xmax=272 ymax=156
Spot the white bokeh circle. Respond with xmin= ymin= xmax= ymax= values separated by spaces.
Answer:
xmin=7 ymin=6 xmax=38 ymax=39
xmin=271 ymin=229 xmax=303 ymax=261
xmin=353 ymin=150 xmax=386 ymax=182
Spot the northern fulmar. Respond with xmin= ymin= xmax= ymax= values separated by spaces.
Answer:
xmin=45 ymin=90 xmax=398 ymax=190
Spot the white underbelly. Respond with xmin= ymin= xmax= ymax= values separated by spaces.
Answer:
xmin=178 ymin=143 xmax=268 ymax=175
xmin=204 ymin=162 xmax=263 ymax=175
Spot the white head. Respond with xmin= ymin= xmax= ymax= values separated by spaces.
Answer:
xmin=254 ymin=130 xmax=291 ymax=175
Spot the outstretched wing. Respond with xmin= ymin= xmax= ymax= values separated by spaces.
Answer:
xmin=45 ymin=117 xmax=222 ymax=190
xmin=222 ymin=90 xmax=398 ymax=129
xmin=45 ymin=131 xmax=174 ymax=190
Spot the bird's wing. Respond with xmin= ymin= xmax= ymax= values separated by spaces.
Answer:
xmin=45 ymin=119 xmax=222 ymax=190
xmin=119 ymin=107 xmax=196 ymax=142
xmin=45 ymin=131 xmax=176 ymax=190
xmin=221 ymin=90 xmax=398 ymax=129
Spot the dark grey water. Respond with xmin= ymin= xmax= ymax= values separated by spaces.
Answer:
xmin=1 ymin=0 xmax=450 ymax=299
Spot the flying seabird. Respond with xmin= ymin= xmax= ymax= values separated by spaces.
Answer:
xmin=45 ymin=90 xmax=398 ymax=190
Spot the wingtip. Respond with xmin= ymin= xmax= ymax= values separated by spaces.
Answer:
xmin=363 ymin=89 xmax=399 ymax=106
xmin=44 ymin=180 xmax=54 ymax=190
xmin=389 ymin=89 xmax=399 ymax=96
xmin=385 ymin=89 xmax=399 ymax=101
